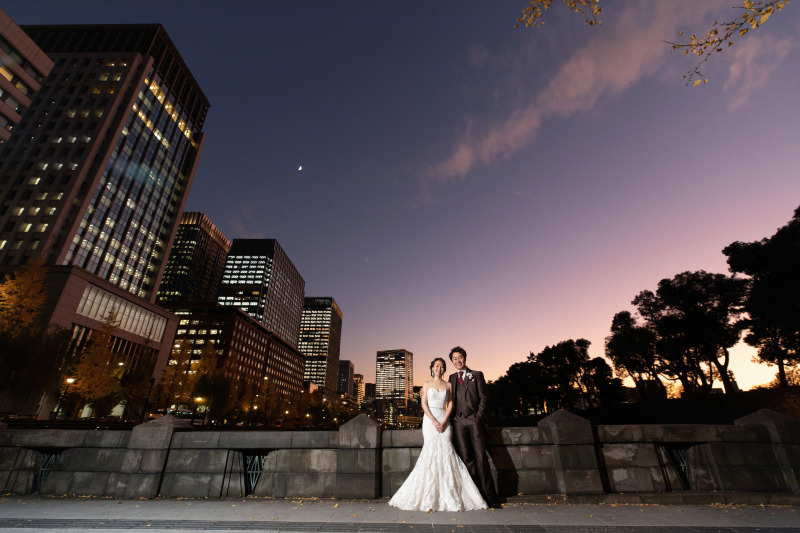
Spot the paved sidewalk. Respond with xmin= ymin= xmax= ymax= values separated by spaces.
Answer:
xmin=0 ymin=495 xmax=798 ymax=532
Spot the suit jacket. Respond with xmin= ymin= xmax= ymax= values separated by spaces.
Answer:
xmin=449 ymin=367 xmax=489 ymax=425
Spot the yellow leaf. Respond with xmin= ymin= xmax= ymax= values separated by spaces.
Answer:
xmin=693 ymin=79 xmax=702 ymax=87
xmin=760 ymin=11 xmax=772 ymax=23
xmin=739 ymin=28 xmax=750 ymax=37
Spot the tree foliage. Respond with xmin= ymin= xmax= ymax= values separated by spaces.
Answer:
xmin=192 ymin=340 xmax=233 ymax=421
xmin=0 ymin=261 xmax=74 ymax=413
xmin=666 ymin=0 xmax=791 ymax=85
xmin=724 ymin=205 xmax=800 ymax=387
xmin=489 ymin=338 xmax=623 ymax=417
xmin=605 ymin=310 xmax=665 ymax=397
xmin=0 ymin=259 xmax=48 ymax=336
xmin=70 ymin=311 xmax=124 ymax=415
xmin=516 ymin=0 xmax=792 ymax=83
xmin=631 ymin=271 xmax=748 ymax=395
xmin=156 ymin=340 xmax=197 ymax=411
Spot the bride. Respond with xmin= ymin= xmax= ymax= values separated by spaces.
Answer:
xmin=388 ymin=357 xmax=487 ymax=512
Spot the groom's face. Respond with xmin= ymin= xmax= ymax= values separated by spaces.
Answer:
xmin=451 ymin=353 xmax=466 ymax=371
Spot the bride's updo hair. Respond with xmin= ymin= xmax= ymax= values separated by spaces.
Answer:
xmin=430 ymin=357 xmax=446 ymax=377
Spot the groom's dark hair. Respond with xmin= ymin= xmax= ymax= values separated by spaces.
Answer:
xmin=448 ymin=346 xmax=467 ymax=361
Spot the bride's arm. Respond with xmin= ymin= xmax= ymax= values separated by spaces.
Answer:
xmin=420 ymin=383 xmax=444 ymax=432
xmin=442 ymin=383 xmax=454 ymax=425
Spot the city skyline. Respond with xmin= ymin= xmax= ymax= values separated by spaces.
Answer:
xmin=4 ymin=1 xmax=799 ymax=390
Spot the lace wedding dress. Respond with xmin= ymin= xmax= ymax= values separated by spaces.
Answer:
xmin=388 ymin=387 xmax=487 ymax=512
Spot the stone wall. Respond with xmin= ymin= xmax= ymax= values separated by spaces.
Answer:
xmin=0 ymin=410 xmax=798 ymax=499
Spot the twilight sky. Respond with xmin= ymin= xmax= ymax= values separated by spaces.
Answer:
xmin=6 ymin=1 xmax=799 ymax=390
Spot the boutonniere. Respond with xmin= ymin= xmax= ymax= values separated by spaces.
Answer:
xmin=465 ymin=372 xmax=474 ymax=381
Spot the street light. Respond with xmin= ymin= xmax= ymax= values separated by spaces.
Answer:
xmin=54 ymin=378 xmax=75 ymax=419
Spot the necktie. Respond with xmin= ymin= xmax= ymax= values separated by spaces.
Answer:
xmin=458 ymin=371 xmax=464 ymax=385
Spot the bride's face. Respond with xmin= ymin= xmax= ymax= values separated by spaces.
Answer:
xmin=432 ymin=360 xmax=445 ymax=378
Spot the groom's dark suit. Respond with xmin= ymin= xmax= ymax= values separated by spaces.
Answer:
xmin=449 ymin=367 xmax=497 ymax=503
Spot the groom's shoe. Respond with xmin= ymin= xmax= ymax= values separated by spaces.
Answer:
xmin=486 ymin=498 xmax=501 ymax=509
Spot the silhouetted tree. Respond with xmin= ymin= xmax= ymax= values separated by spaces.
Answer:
xmin=605 ymin=311 xmax=665 ymax=397
xmin=724 ymin=205 xmax=800 ymax=387
xmin=581 ymin=356 xmax=624 ymax=408
xmin=633 ymin=271 xmax=747 ymax=395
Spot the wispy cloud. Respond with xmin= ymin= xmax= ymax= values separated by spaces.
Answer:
xmin=228 ymin=208 xmax=266 ymax=239
xmin=724 ymin=33 xmax=793 ymax=110
xmin=420 ymin=2 xmax=720 ymax=202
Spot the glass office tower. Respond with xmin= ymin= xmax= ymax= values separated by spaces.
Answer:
xmin=157 ymin=212 xmax=230 ymax=304
xmin=376 ymin=349 xmax=413 ymax=408
xmin=0 ymin=24 xmax=209 ymax=302
xmin=217 ymin=239 xmax=305 ymax=349
xmin=0 ymin=8 xmax=53 ymax=143
xmin=299 ymin=296 xmax=342 ymax=395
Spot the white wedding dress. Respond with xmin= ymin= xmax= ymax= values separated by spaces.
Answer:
xmin=388 ymin=387 xmax=487 ymax=512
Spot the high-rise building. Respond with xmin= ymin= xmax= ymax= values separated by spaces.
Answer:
xmin=376 ymin=349 xmax=413 ymax=408
xmin=364 ymin=382 xmax=376 ymax=401
xmin=0 ymin=22 xmax=209 ymax=415
xmin=157 ymin=212 xmax=230 ymax=304
xmin=169 ymin=304 xmax=305 ymax=398
xmin=337 ymin=359 xmax=354 ymax=397
xmin=299 ymin=296 xmax=342 ymax=394
xmin=0 ymin=8 xmax=53 ymax=143
xmin=1 ymin=24 xmax=209 ymax=301
xmin=217 ymin=239 xmax=305 ymax=348
xmin=353 ymin=373 xmax=364 ymax=407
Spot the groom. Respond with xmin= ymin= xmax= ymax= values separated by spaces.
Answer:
xmin=448 ymin=346 xmax=498 ymax=507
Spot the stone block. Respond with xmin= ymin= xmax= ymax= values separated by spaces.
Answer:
xmin=69 ymin=471 xmax=112 ymax=496
xmin=254 ymin=472 xmax=287 ymax=497
xmin=553 ymin=444 xmax=599 ymax=470
xmin=40 ymin=471 xmax=70 ymax=495
xmin=386 ymin=429 xmax=422 ymax=448
xmin=488 ymin=446 xmax=522 ymax=470
xmin=162 ymin=473 xmax=213 ymax=498
xmin=112 ymin=472 xmax=160 ymax=499
xmin=173 ymin=431 xmax=221 ymax=449
xmin=559 ymin=468 xmax=604 ymax=495
xmin=337 ymin=449 xmax=358 ymax=474
xmin=336 ymin=473 xmax=380 ymax=498
xmin=357 ymin=449 xmax=379 ymax=473
xmin=339 ymin=414 xmax=381 ymax=448
xmin=290 ymin=431 xmax=331 ymax=448
xmin=641 ymin=424 xmax=722 ymax=443
xmin=263 ymin=449 xmax=289 ymax=472
xmin=608 ymin=467 xmax=658 ymax=493
xmin=519 ymin=445 xmax=555 ymax=469
xmin=538 ymin=410 xmax=595 ymax=445
xmin=196 ymin=449 xmax=230 ymax=473
xmin=13 ymin=429 xmax=87 ymax=448
xmin=382 ymin=448 xmax=412 ymax=473
xmin=127 ymin=416 xmax=191 ymax=449
xmin=596 ymin=425 xmax=644 ymax=443
xmin=382 ymin=471 xmax=409 ymax=497
xmin=497 ymin=427 xmax=539 ymax=446
xmin=286 ymin=449 xmax=309 ymax=472
xmin=602 ymin=443 xmax=659 ymax=468
xmin=218 ymin=431 xmax=291 ymax=449
xmin=307 ymin=449 xmax=336 ymax=472
xmin=715 ymin=466 xmax=785 ymax=492
xmin=0 ymin=431 xmax=12 ymax=446
xmin=717 ymin=425 xmax=769 ymax=443
xmin=286 ymin=472 xmax=335 ymax=497
xmin=81 ymin=430 xmax=129 ymax=448
xmin=0 ymin=448 xmax=23 ymax=470
xmin=512 ymin=469 xmax=558 ymax=495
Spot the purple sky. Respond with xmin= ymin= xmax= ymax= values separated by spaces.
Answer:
xmin=6 ymin=1 xmax=799 ymax=390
